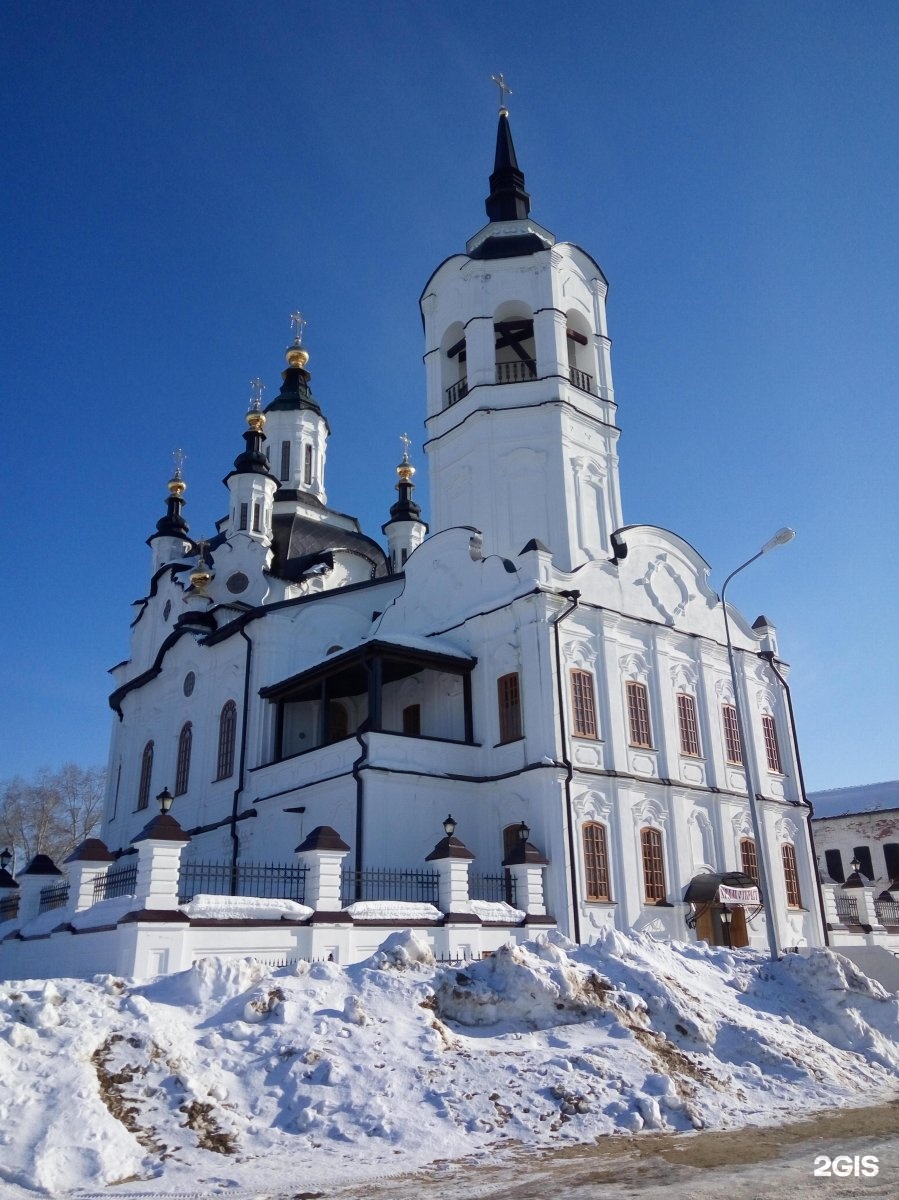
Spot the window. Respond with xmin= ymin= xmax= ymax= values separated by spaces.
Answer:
xmin=852 ymin=846 xmax=874 ymax=879
xmin=252 ymin=502 xmax=261 ymax=533
xmin=239 ymin=502 xmax=248 ymax=531
xmin=327 ymin=702 xmax=349 ymax=744
xmin=280 ymin=441 xmax=291 ymax=482
xmin=640 ymin=827 xmax=666 ymax=903
xmin=676 ymin=693 xmax=700 ymax=757
xmin=497 ymin=672 xmax=522 ymax=743
xmin=216 ymin=700 xmax=237 ymax=780
xmin=582 ymin=822 xmax=610 ymax=901
xmin=570 ymin=669 xmax=598 ymax=738
xmin=625 ymin=681 xmax=652 ymax=748
xmin=824 ymin=848 xmax=845 ymax=883
xmin=740 ymin=837 xmax=758 ymax=883
xmin=304 ymin=443 xmax=313 ymax=486
xmin=762 ymin=714 xmax=782 ymax=773
xmin=782 ymin=842 xmax=802 ymax=908
xmin=884 ymin=843 xmax=899 ymax=880
xmin=722 ymin=704 xmax=743 ymax=764
xmin=402 ymin=703 xmax=421 ymax=736
xmin=137 ymin=741 xmax=153 ymax=811
xmin=175 ymin=722 xmax=192 ymax=796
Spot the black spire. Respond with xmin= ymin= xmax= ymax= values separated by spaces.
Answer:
xmin=152 ymin=453 xmax=189 ymax=541
xmin=485 ymin=111 xmax=531 ymax=223
xmin=388 ymin=468 xmax=422 ymax=523
xmin=232 ymin=415 xmax=271 ymax=476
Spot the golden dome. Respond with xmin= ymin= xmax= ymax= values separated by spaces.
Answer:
xmin=167 ymin=478 xmax=186 ymax=497
xmin=246 ymin=409 xmax=266 ymax=432
xmin=286 ymin=345 xmax=310 ymax=368
xmin=397 ymin=462 xmax=415 ymax=483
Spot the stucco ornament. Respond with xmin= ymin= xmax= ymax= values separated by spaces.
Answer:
xmin=638 ymin=555 xmax=693 ymax=622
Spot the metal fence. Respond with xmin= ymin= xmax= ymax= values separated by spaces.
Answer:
xmin=179 ymin=860 xmax=308 ymax=905
xmin=875 ymin=898 xmax=899 ymax=925
xmin=94 ymin=862 xmax=139 ymax=903
xmin=341 ymin=867 xmax=439 ymax=904
xmin=470 ymin=872 xmax=517 ymax=905
xmin=835 ymin=894 xmax=860 ymax=924
xmin=0 ymin=894 xmax=19 ymax=922
xmin=38 ymin=881 xmax=70 ymax=914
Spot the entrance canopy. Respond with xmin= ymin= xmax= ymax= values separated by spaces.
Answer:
xmin=683 ymin=872 xmax=760 ymax=906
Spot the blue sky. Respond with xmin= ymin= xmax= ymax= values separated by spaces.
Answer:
xmin=1 ymin=1 xmax=896 ymax=792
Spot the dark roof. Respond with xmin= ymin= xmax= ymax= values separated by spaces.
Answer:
xmin=264 ymin=364 xmax=329 ymax=431
xmin=425 ymin=834 xmax=476 ymax=863
xmin=485 ymin=111 xmax=530 ymax=223
xmin=808 ymin=781 xmax=899 ymax=819
xmin=270 ymin=511 xmax=388 ymax=583
xmin=132 ymin=812 xmax=191 ymax=845
xmin=64 ymin=838 xmax=116 ymax=864
xmin=682 ymin=872 xmax=758 ymax=904
xmin=296 ymin=826 xmax=350 ymax=853
xmin=22 ymin=854 xmax=63 ymax=876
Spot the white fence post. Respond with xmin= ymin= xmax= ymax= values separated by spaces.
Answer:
xmin=64 ymin=838 xmax=117 ymax=915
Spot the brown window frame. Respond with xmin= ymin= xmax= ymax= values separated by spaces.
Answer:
xmin=722 ymin=703 xmax=743 ymax=765
xmin=676 ymin=692 xmax=700 ymax=757
xmin=740 ymin=837 xmax=758 ymax=883
xmin=175 ymin=722 xmax=192 ymax=797
xmin=782 ymin=842 xmax=802 ymax=908
xmin=216 ymin=700 xmax=237 ymax=781
xmin=497 ymin=672 xmax=522 ymax=744
xmin=137 ymin=740 xmax=154 ymax=811
xmin=570 ymin=669 xmax=598 ymax=739
xmin=582 ymin=822 xmax=611 ymax=901
xmin=640 ymin=826 xmax=667 ymax=904
xmin=761 ymin=714 xmax=782 ymax=773
xmin=625 ymin=681 xmax=652 ymax=748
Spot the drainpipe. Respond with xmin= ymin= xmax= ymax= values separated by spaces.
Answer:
xmin=351 ymin=722 xmax=370 ymax=901
xmin=230 ymin=625 xmax=254 ymax=893
xmin=761 ymin=650 xmax=830 ymax=947
xmin=551 ymin=589 xmax=581 ymax=944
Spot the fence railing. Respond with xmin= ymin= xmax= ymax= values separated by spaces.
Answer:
xmin=0 ymin=894 xmax=20 ymax=922
xmin=470 ymin=872 xmax=517 ymax=905
xmin=834 ymin=894 xmax=860 ymax=924
xmin=39 ymin=881 xmax=70 ymax=914
xmin=179 ymin=861 xmax=308 ymax=905
xmin=445 ymin=377 xmax=468 ymax=406
xmin=496 ymin=359 xmax=537 ymax=385
xmin=875 ymin=898 xmax=899 ymax=925
xmin=94 ymin=862 xmax=138 ymax=903
xmin=341 ymin=867 xmax=439 ymax=905
xmin=568 ymin=365 xmax=594 ymax=393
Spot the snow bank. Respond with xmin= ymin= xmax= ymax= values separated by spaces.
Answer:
xmin=0 ymin=935 xmax=897 ymax=1196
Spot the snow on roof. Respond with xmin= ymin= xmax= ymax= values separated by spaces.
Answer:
xmin=181 ymin=895 xmax=313 ymax=921
xmin=809 ymin=780 xmax=899 ymax=819
xmin=343 ymin=900 xmax=442 ymax=921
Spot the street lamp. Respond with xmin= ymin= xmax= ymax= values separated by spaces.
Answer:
xmin=517 ymin=821 xmax=530 ymax=843
xmin=719 ymin=905 xmax=733 ymax=949
xmin=0 ymin=848 xmax=11 ymax=872
xmin=156 ymin=787 xmax=174 ymax=815
xmin=442 ymin=814 xmax=457 ymax=837
xmin=721 ymin=527 xmax=795 ymax=963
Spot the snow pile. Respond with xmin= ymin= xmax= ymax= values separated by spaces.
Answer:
xmin=0 ymin=934 xmax=897 ymax=1197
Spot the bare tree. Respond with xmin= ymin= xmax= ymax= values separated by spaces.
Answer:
xmin=0 ymin=764 xmax=106 ymax=871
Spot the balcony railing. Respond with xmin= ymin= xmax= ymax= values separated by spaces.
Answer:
xmin=569 ymin=365 xmax=595 ymax=393
xmin=875 ymin=898 xmax=899 ymax=925
xmin=179 ymin=860 xmax=308 ymax=905
xmin=342 ymin=867 xmax=438 ymax=905
xmin=445 ymin=377 xmax=468 ymax=406
xmin=496 ymin=359 xmax=537 ymax=385
xmin=94 ymin=862 xmax=138 ymax=903
xmin=39 ymin=881 xmax=69 ymax=914
xmin=834 ymin=894 xmax=860 ymax=924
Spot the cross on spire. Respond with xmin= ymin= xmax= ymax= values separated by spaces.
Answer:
xmin=491 ymin=72 xmax=512 ymax=113
xmin=195 ymin=537 xmax=209 ymax=566
xmin=171 ymin=448 xmax=186 ymax=480
xmin=290 ymin=310 xmax=307 ymax=345
xmin=400 ymin=432 xmax=412 ymax=462
xmin=249 ymin=377 xmax=265 ymax=412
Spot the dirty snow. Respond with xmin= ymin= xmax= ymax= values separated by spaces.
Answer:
xmin=0 ymin=931 xmax=896 ymax=1197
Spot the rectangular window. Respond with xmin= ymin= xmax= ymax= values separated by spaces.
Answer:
xmin=884 ymin=843 xmax=899 ymax=880
xmin=497 ymin=672 xmax=522 ymax=743
xmin=740 ymin=837 xmax=758 ymax=883
xmin=852 ymin=845 xmax=874 ymax=879
xmin=280 ymin=441 xmax=291 ymax=482
xmin=252 ymin=502 xmax=261 ymax=533
xmin=676 ymin=693 xmax=700 ymax=757
xmin=570 ymin=669 xmax=598 ymax=739
xmin=762 ymin=714 xmax=782 ymax=773
xmin=625 ymin=681 xmax=652 ymax=748
xmin=402 ymin=703 xmax=421 ymax=736
xmin=641 ymin=827 xmax=667 ymax=903
xmin=582 ymin=823 xmax=610 ymax=901
xmin=239 ymin=502 xmax=248 ymax=531
xmin=722 ymin=704 xmax=743 ymax=764
xmin=824 ymin=848 xmax=845 ymax=883
xmin=304 ymin=443 xmax=313 ymax=486
xmin=782 ymin=842 xmax=802 ymax=908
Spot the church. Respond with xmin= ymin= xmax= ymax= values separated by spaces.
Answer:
xmin=95 ymin=98 xmax=826 ymax=960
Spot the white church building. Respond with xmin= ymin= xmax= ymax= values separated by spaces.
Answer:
xmin=0 ymin=105 xmax=826 ymax=976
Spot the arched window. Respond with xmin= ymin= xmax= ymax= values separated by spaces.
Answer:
xmin=676 ymin=693 xmax=700 ymax=757
xmin=781 ymin=842 xmax=802 ymax=908
xmin=625 ymin=681 xmax=652 ymax=748
xmin=722 ymin=704 xmax=743 ymax=764
xmin=740 ymin=837 xmax=758 ymax=883
xmin=497 ymin=672 xmax=522 ymax=743
xmin=582 ymin=822 xmax=610 ymax=901
xmin=442 ymin=322 xmax=468 ymax=408
xmin=640 ymin=827 xmax=667 ymax=903
xmin=566 ymin=309 xmax=595 ymax=394
xmin=761 ymin=714 xmax=782 ymax=773
xmin=175 ymin=722 xmax=192 ymax=796
xmin=494 ymin=302 xmax=536 ymax=385
xmin=137 ymin=741 xmax=154 ymax=811
xmin=570 ymin=669 xmax=598 ymax=739
xmin=216 ymin=701 xmax=237 ymax=781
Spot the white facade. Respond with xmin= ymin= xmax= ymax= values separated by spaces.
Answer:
xmin=1 ymin=111 xmax=827 ymax=978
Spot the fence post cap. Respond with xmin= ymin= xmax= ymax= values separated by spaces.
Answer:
xmin=425 ymin=835 xmax=475 ymax=862
xmin=21 ymin=854 xmax=64 ymax=876
xmin=64 ymin=838 xmax=117 ymax=865
xmin=296 ymin=826 xmax=350 ymax=853
xmin=132 ymin=813 xmax=191 ymax=845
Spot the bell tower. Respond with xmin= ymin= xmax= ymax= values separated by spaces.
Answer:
xmin=420 ymin=93 xmax=622 ymax=571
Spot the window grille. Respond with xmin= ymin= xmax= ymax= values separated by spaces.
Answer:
xmin=782 ymin=842 xmax=802 ymax=908
xmin=640 ymin=827 xmax=666 ymax=903
xmin=722 ymin=704 xmax=743 ymax=764
xmin=497 ymin=672 xmax=522 ymax=743
xmin=761 ymin=714 xmax=782 ymax=772
xmin=740 ymin=837 xmax=758 ymax=883
xmin=216 ymin=701 xmax=237 ymax=780
xmin=175 ymin=722 xmax=192 ymax=796
xmin=280 ymin=441 xmax=290 ymax=482
xmin=676 ymin=692 xmax=700 ymax=756
xmin=137 ymin=741 xmax=154 ymax=810
xmin=583 ymin=822 xmax=610 ymax=901
xmin=570 ymin=669 xmax=598 ymax=738
xmin=304 ymin=443 xmax=313 ymax=485
xmin=626 ymin=681 xmax=652 ymax=748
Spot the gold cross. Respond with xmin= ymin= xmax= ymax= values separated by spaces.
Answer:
xmin=171 ymin=448 xmax=186 ymax=480
xmin=491 ymin=73 xmax=512 ymax=112
xmin=249 ymin=377 xmax=265 ymax=411
xmin=400 ymin=432 xmax=412 ymax=461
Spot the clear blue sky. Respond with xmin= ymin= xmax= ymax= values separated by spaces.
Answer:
xmin=1 ymin=1 xmax=896 ymax=792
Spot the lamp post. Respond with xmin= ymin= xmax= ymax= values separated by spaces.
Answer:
xmin=719 ymin=905 xmax=733 ymax=949
xmin=721 ymin=527 xmax=795 ymax=963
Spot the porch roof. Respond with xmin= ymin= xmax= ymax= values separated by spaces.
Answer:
xmin=683 ymin=871 xmax=759 ymax=905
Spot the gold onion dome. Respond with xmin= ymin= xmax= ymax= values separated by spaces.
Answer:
xmin=286 ymin=343 xmax=309 ymax=368
xmin=246 ymin=408 xmax=266 ymax=432
xmin=167 ymin=475 xmax=186 ymax=497
xmin=397 ymin=460 xmax=415 ymax=483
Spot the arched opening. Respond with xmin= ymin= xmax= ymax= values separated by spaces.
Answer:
xmin=327 ymin=701 xmax=349 ymax=744
xmin=441 ymin=322 xmax=467 ymax=408
xmin=494 ymin=301 xmax=536 ymax=385
xmin=137 ymin=741 xmax=154 ymax=811
xmin=216 ymin=700 xmax=237 ymax=780
xmin=566 ymin=309 xmax=595 ymax=393
xmin=175 ymin=722 xmax=192 ymax=796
